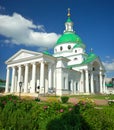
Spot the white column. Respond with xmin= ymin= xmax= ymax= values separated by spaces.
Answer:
xmin=48 ymin=64 xmax=52 ymax=89
xmin=53 ymin=66 xmax=56 ymax=90
xmin=40 ymin=61 xmax=45 ymax=94
xmin=99 ymin=71 xmax=103 ymax=93
xmin=71 ymin=80 xmax=73 ymax=94
xmin=36 ymin=66 xmax=40 ymax=86
xmin=11 ymin=66 xmax=16 ymax=93
xmin=80 ymin=70 xmax=84 ymax=93
xmin=31 ymin=62 xmax=36 ymax=93
xmin=24 ymin=64 xmax=29 ymax=93
xmin=102 ymin=75 xmax=105 ymax=93
xmin=56 ymin=68 xmax=63 ymax=96
xmin=90 ymin=72 xmax=94 ymax=93
xmin=85 ymin=70 xmax=89 ymax=93
xmin=5 ymin=67 xmax=10 ymax=93
xmin=17 ymin=65 xmax=22 ymax=92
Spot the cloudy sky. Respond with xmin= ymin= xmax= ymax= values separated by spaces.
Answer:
xmin=0 ymin=0 xmax=114 ymax=79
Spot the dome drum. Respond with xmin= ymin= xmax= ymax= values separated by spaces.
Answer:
xmin=54 ymin=43 xmax=76 ymax=53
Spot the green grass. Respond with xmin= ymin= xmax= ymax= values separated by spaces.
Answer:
xmin=69 ymin=94 xmax=114 ymax=100
xmin=44 ymin=94 xmax=114 ymax=100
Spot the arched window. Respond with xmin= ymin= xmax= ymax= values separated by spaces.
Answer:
xmin=75 ymin=50 xmax=77 ymax=53
xmin=93 ymin=67 xmax=95 ymax=71
xmin=76 ymin=82 xmax=78 ymax=91
xmin=68 ymin=81 xmax=71 ymax=91
xmin=74 ymin=57 xmax=78 ymax=60
xmin=63 ymin=77 xmax=67 ymax=89
xmin=68 ymin=45 xmax=71 ymax=50
xmin=60 ymin=46 xmax=63 ymax=51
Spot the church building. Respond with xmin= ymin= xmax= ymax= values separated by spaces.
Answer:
xmin=5 ymin=9 xmax=106 ymax=96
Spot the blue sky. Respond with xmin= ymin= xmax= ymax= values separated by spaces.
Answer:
xmin=0 ymin=0 xmax=114 ymax=80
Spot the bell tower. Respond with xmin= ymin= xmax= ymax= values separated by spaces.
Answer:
xmin=64 ymin=8 xmax=74 ymax=33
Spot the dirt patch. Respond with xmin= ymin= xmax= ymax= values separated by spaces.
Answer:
xmin=68 ymin=98 xmax=108 ymax=105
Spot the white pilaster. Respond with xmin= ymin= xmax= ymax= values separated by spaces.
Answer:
xmin=85 ymin=70 xmax=89 ymax=93
xmin=90 ymin=72 xmax=94 ymax=93
xmin=11 ymin=66 xmax=16 ymax=93
xmin=24 ymin=64 xmax=29 ymax=93
xmin=5 ymin=67 xmax=10 ymax=93
xmin=65 ymin=77 xmax=68 ymax=90
xmin=40 ymin=61 xmax=45 ymax=94
xmin=36 ymin=66 xmax=40 ymax=86
xmin=71 ymin=80 xmax=73 ymax=92
xmin=102 ymin=75 xmax=105 ymax=93
xmin=99 ymin=71 xmax=103 ymax=93
xmin=56 ymin=68 xmax=63 ymax=96
xmin=53 ymin=66 xmax=56 ymax=90
xmin=17 ymin=65 xmax=22 ymax=92
xmin=48 ymin=64 xmax=52 ymax=89
xmin=80 ymin=70 xmax=84 ymax=93
xmin=31 ymin=62 xmax=36 ymax=93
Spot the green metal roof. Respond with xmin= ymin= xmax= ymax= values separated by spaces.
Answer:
xmin=66 ymin=17 xmax=72 ymax=22
xmin=82 ymin=52 xmax=97 ymax=64
xmin=67 ymin=52 xmax=97 ymax=69
xmin=105 ymin=83 xmax=113 ymax=87
xmin=43 ymin=51 xmax=52 ymax=56
xmin=56 ymin=32 xmax=82 ymax=45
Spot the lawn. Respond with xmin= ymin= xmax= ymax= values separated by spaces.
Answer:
xmin=69 ymin=94 xmax=114 ymax=100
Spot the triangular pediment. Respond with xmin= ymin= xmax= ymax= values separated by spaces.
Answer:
xmin=6 ymin=49 xmax=42 ymax=63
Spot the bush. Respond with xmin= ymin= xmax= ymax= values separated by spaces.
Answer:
xmin=80 ymin=106 xmax=114 ymax=130
xmin=0 ymin=98 xmax=39 ymax=130
xmin=35 ymin=97 xmax=40 ymax=102
xmin=0 ymin=94 xmax=19 ymax=109
xmin=61 ymin=96 xmax=69 ymax=103
xmin=0 ymin=95 xmax=114 ymax=130
xmin=108 ymin=100 xmax=114 ymax=106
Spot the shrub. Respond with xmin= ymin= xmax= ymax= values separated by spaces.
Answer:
xmin=61 ymin=96 xmax=69 ymax=103
xmin=108 ymin=100 xmax=114 ymax=106
xmin=0 ymin=94 xmax=19 ymax=109
xmin=0 ymin=98 xmax=39 ymax=130
xmin=35 ymin=97 xmax=40 ymax=102
xmin=80 ymin=106 xmax=114 ymax=130
xmin=0 ymin=95 xmax=114 ymax=130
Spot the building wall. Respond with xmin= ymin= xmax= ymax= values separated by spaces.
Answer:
xmin=56 ymin=67 xmax=81 ymax=96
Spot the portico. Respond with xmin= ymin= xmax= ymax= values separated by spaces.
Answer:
xmin=5 ymin=49 xmax=55 ymax=95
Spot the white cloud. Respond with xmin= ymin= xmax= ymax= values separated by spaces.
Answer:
xmin=37 ymin=25 xmax=45 ymax=32
xmin=103 ymin=62 xmax=114 ymax=71
xmin=0 ymin=13 xmax=60 ymax=47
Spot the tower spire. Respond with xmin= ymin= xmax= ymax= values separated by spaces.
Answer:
xmin=64 ymin=8 xmax=74 ymax=33
xmin=90 ymin=48 xmax=93 ymax=53
xmin=67 ymin=8 xmax=71 ymax=17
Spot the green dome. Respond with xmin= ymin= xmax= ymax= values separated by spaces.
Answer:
xmin=73 ymin=43 xmax=85 ymax=49
xmin=66 ymin=17 xmax=72 ymax=22
xmin=88 ymin=52 xmax=97 ymax=58
xmin=56 ymin=32 xmax=82 ymax=45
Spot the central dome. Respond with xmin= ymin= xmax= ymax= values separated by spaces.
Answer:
xmin=56 ymin=32 xmax=82 ymax=45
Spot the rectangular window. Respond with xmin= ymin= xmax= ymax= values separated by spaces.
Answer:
xmin=68 ymin=81 xmax=71 ymax=91
xmin=76 ymin=82 xmax=78 ymax=91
